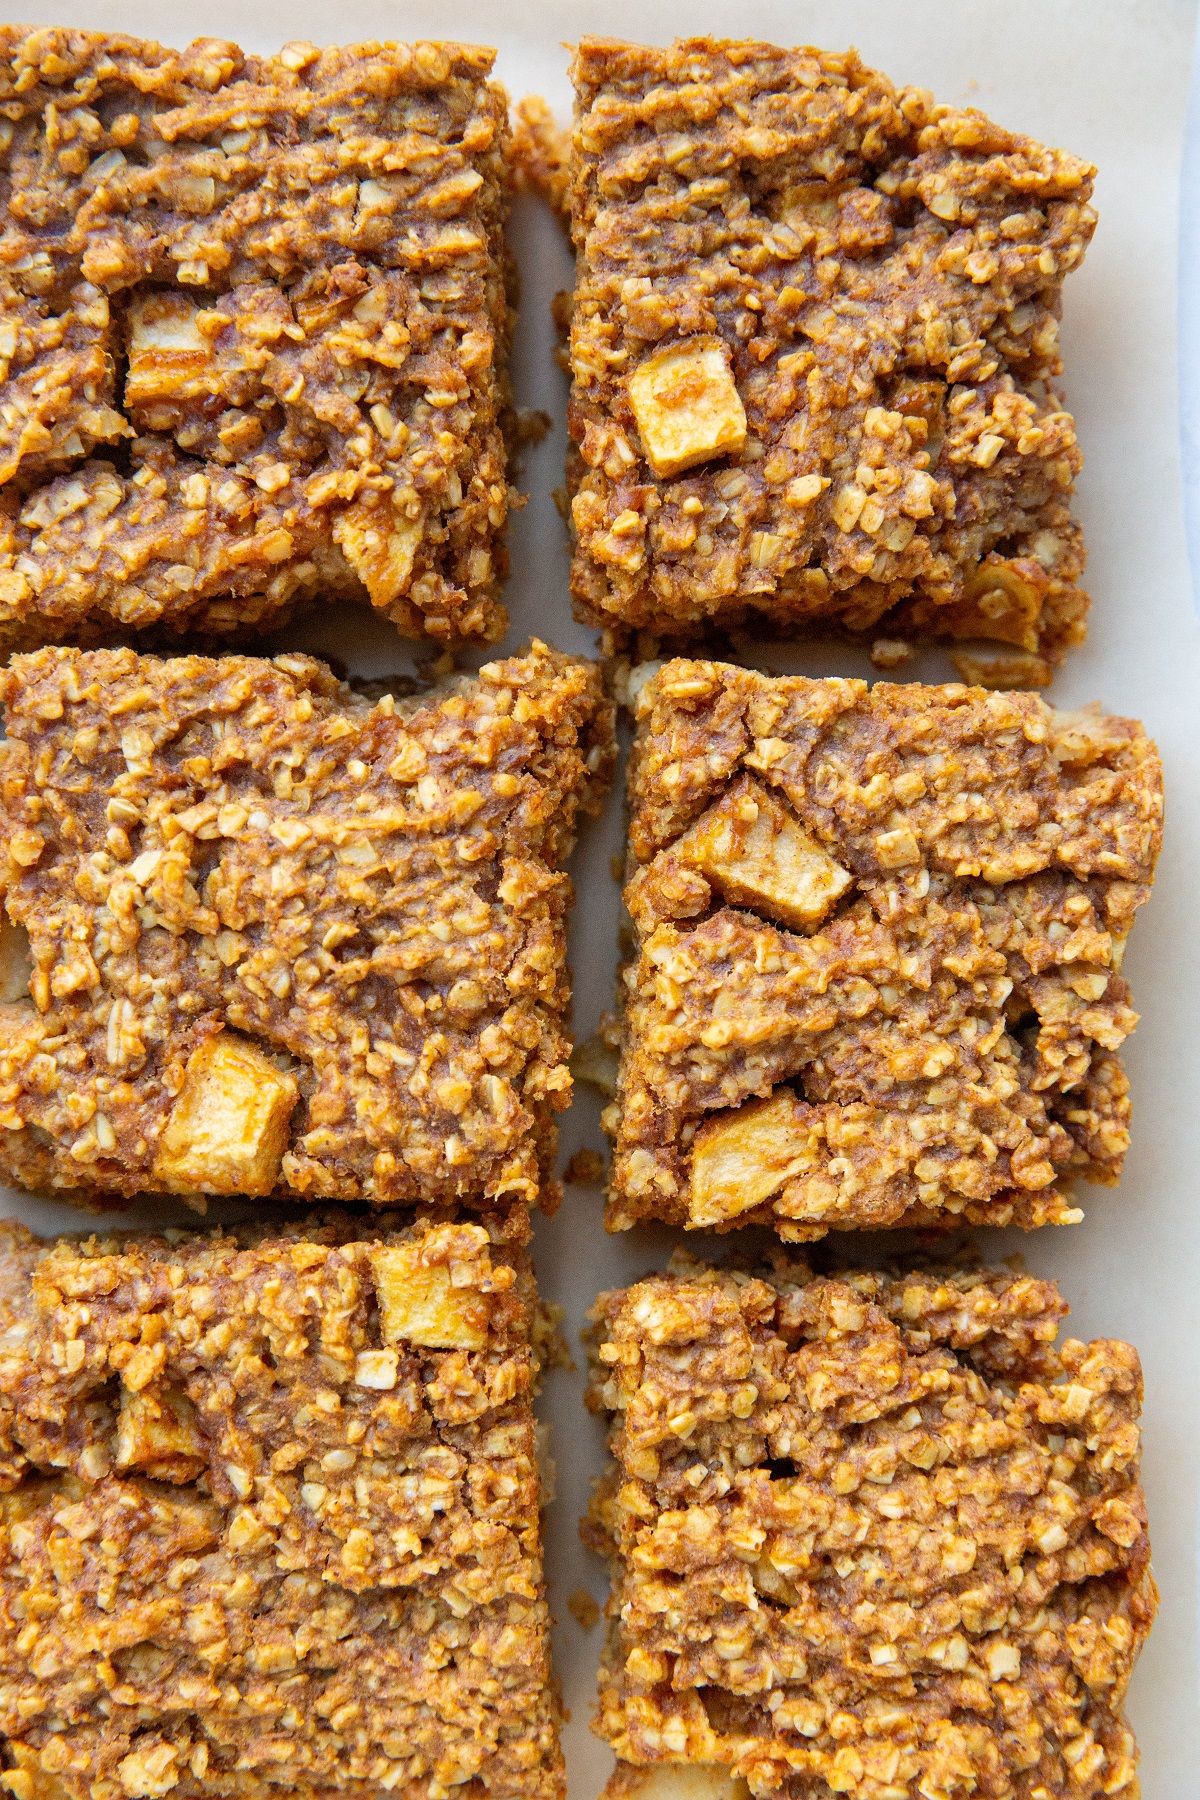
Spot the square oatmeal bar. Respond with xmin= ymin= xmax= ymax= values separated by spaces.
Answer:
xmin=586 ymin=1254 xmax=1155 ymax=1800
xmin=0 ymin=641 xmax=613 ymax=1208
xmin=568 ymin=38 xmax=1096 ymax=679
xmin=0 ymin=1210 xmax=563 ymax=1800
xmin=607 ymin=660 xmax=1161 ymax=1238
xmin=0 ymin=29 xmax=514 ymax=649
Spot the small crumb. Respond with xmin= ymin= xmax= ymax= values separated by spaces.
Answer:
xmin=516 ymin=407 xmax=552 ymax=447
xmin=870 ymin=637 xmax=914 ymax=670
xmin=568 ymin=1587 xmax=600 ymax=1631
xmin=509 ymin=94 xmax=570 ymax=218
xmin=569 ymin=1034 xmax=620 ymax=1099
xmin=950 ymin=643 xmax=1053 ymax=689
xmin=565 ymin=1146 xmax=605 ymax=1185
xmin=610 ymin=852 xmax=626 ymax=883
xmin=532 ymin=1299 xmax=573 ymax=1373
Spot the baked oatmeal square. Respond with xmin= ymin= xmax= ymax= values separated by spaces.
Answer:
xmin=586 ymin=1254 xmax=1155 ymax=1800
xmin=0 ymin=641 xmax=613 ymax=1209
xmin=0 ymin=29 xmax=514 ymax=649
xmin=606 ymin=659 xmax=1161 ymax=1238
xmin=568 ymin=38 xmax=1096 ymax=680
xmin=0 ymin=1209 xmax=563 ymax=1800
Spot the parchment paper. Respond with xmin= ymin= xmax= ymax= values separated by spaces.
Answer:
xmin=6 ymin=2 xmax=1200 ymax=1792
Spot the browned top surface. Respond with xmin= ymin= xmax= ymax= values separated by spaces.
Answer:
xmin=628 ymin=663 xmax=1160 ymax=881
xmin=586 ymin=1255 xmax=1155 ymax=1799
xmin=0 ymin=28 xmax=513 ymax=647
xmin=0 ymin=641 xmax=614 ymax=1208
xmin=568 ymin=36 xmax=1095 ymax=663
xmin=0 ymin=1211 xmax=562 ymax=1800
xmin=608 ymin=660 xmax=1161 ymax=1236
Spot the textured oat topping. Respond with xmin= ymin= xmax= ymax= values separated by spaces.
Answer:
xmin=567 ymin=38 xmax=1095 ymax=678
xmin=0 ymin=1211 xmax=562 ymax=1800
xmin=0 ymin=29 xmax=515 ymax=649
xmin=586 ymin=1254 xmax=1155 ymax=1800
xmin=606 ymin=660 xmax=1161 ymax=1238
xmin=0 ymin=641 xmax=614 ymax=1208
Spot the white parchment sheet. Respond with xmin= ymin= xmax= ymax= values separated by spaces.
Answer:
xmin=6 ymin=1 xmax=1200 ymax=1792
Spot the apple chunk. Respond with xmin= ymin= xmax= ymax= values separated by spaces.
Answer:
xmin=676 ymin=775 xmax=851 ymax=931
xmin=154 ymin=1032 xmax=297 ymax=1196
xmin=628 ymin=338 xmax=747 ymax=478
xmin=689 ymin=1088 xmax=812 ymax=1227
xmin=125 ymin=292 xmax=214 ymax=408
xmin=371 ymin=1234 xmax=490 ymax=1351
xmin=115 ymin=1386 xmax=206 ymax=1483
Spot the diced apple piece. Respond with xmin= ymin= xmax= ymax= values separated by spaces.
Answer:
xmin=332 ymin=503 xmax=422 ymax=607
xmin=371 ymin=1239 xmax=489 ymax=1351
xmin=154 ymin=1033 xmax=297 ymax=1196
xmin=115 ymin=1386 xmax=206 ymax=1483
xmin=628 ymin=339 xmax=747 ymax=479
xmin=606 ymin=1766 xmax=750 ymax=1800
xmin=689 ymin=1088 xmax=812 ymax=1227
xmin=676 ymin=776 xmax=851 ymax=931
xmin=125 ymin=292 xmax=213 ymax=407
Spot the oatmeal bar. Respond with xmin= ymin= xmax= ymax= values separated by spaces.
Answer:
xmin=0 ymin=640 xmax=614 ymax=1208
xmin=0 ymin=29 xmax=514 ymax=649
xmin=607 ymin=660 xmax=1161 ymax=1238
xmin=586 ymin=1254 xmax=1156 ymax=1800
xmin=568 ymin=38 xmax=1096 ymax=678
xmin=0 ymin=1210 xmax=563 ymax=1799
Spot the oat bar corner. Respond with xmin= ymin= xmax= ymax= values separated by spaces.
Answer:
xmin=607 ymin=659 xmax=1162 ymax=1238
xmin=0 ymin=29 xmax=514 ymax=649
xmin=568 ymin=37 xmax=1096 ymax=679
xmin=0 ymin=641 xmax=614 ymax=1209
xmin=0 ymin=1210 xmax=564 ymax=1799
xmin=586 ymin=1253 xmax=1156 ymax=1800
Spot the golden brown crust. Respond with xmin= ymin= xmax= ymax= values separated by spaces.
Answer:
xmin=0 ymin=642 xmax=614 ymax=1208
xmin=0 ymin=1211 xmax=563 ymax=1799
xmin=607 ymin=660 xmax=1161 ymax=1237
xmin=586 ymin=1254 xmax=1155 ymax=1800
xmin=0 ymin=29 xmax=515 ymax=648
xmin=567 ymin=37 xmax=1095 ymax=667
